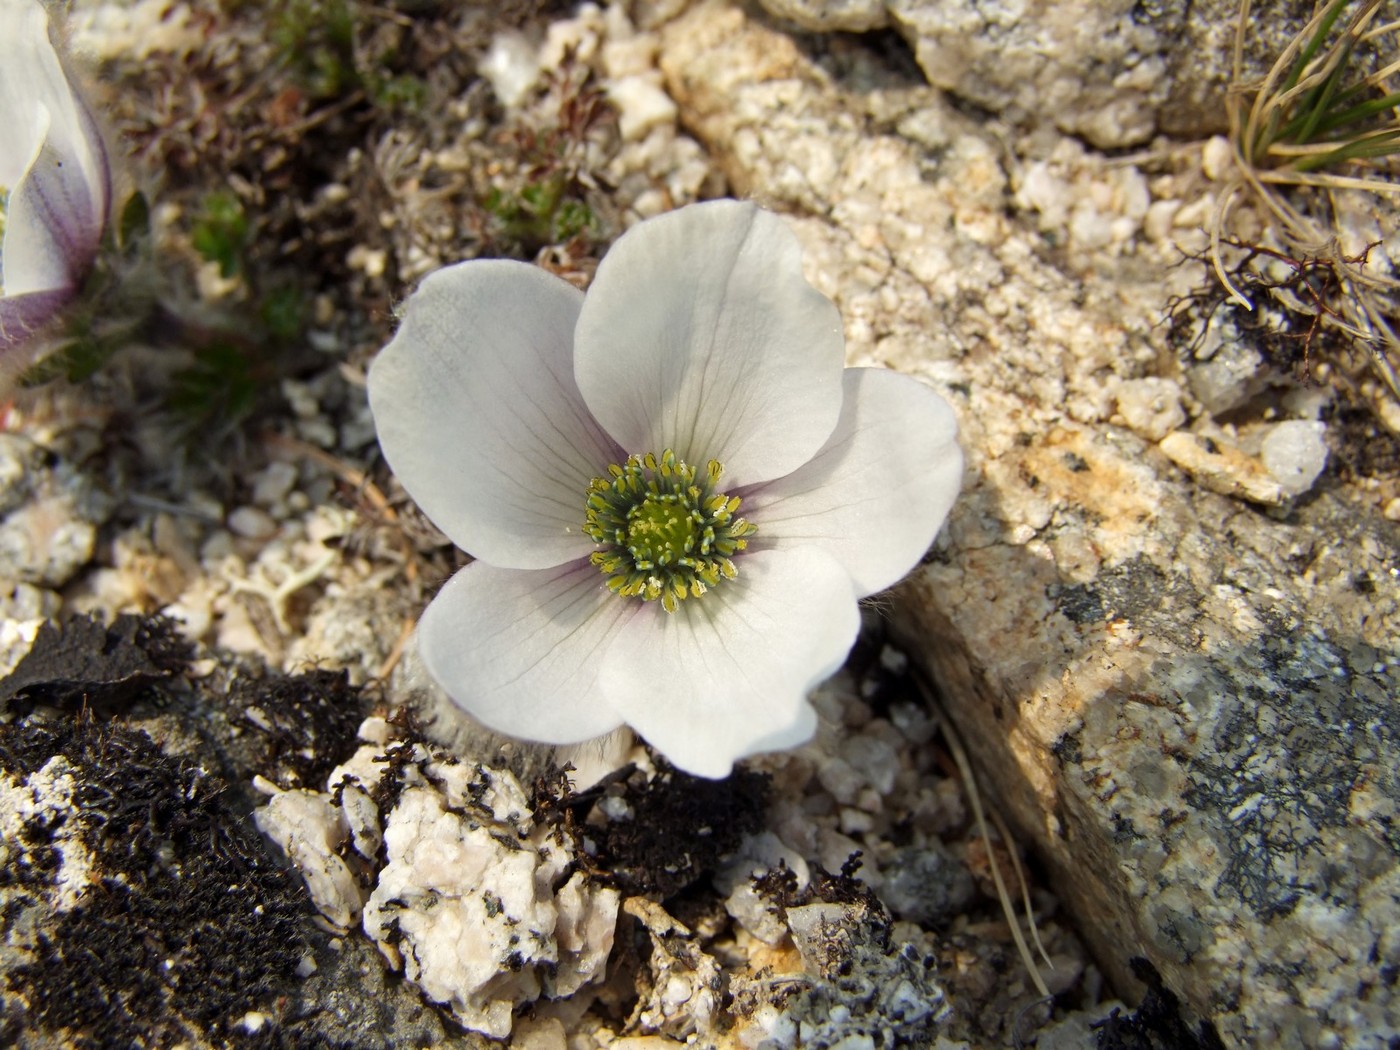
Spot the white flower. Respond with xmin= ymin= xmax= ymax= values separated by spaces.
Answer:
xmin=369 ymin=200 xmax=962 ymax=778
xmin=0 ymin=0 xmax=111 ymax=368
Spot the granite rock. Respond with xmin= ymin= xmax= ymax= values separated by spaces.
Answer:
xmin=758 ymin=0 xmax=888 ymax=33
xmin=753 ymin=0 xmax=1388 ymax=147
xmin=657 ymin=3 xmax=1400 ymax=1045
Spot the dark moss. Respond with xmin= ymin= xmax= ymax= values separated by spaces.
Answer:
xmin=0 ymin=716 xmax=309 ymax=1048
xmin=1094 ymin=958 xmax=1226 ymax=1050
xmin=563 ymin=762 xmax=769 ymax=900
xmin=0 ymin=614 xmax=192 ymax=718
xmin=229 ymin=668 xmax=368 ymax=791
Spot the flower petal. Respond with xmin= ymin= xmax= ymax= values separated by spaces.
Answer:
xmin=369 ymin=261 xmax=625 ymax=570
xmin=0 ymin=285 xmax=68 ymax=346
xmin=740 ymin=368 xmax=963 ymax=598
xmin=573 ymin=200 xmax=845 ymax=488
xmin=417 ymin=558 xmax=635 ymax=745
xmin=601 ymin=547 xmax=859 ymax=778
xmin=0 ymin=1 xmax=110 ymax=294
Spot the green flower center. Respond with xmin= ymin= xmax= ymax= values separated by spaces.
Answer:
xmin=584 ymin=449 xmax=756 ymax=612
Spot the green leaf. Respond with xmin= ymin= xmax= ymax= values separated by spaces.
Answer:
xmin=118 ymin=191 xmax=151 ymax=254
xmin=260 ymin=285 xmax=305 ymax=344
xmin=168 ymin=341 xmax=258 ymax=433
xmin=191 ymin=191 xmax=248 ymax=279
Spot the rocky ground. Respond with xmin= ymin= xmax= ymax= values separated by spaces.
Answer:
xmin=1 ymin=0 xmax=1397 ymax=1048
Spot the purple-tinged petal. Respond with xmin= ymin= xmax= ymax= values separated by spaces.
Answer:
xmin=369 ymin=261 xmax=626 ymax=570
xmin=602 ymin=547 xmax=859 ymax=779
xmin=1 ymin=1 xmax=110 ymax=295
xmin=0 ymin=284 xmax=70 ymax=353
xmin=4 ymin=115 xmax=101 ymax=295
xmin=417 ymin=558 xmax=636 ymax=745
xmin=574 ymin=200 xmax=845 ymax=489
xmin=740 ymin=368 xmax=963 ymax=597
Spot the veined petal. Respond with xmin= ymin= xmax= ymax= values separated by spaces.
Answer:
xmin=417 ymin=559 xmax=635 ymax=745
xmin=601 ymin=547 xmax=859 ymax=779
xmin=0 ymin=1 xmax=110 ymax=294
xmin=369 ymin=261 xmax=625 ymax=570
xmin=740 ymin=368 xmax=963 ymax=598
xmin=574 ymin=200 xmax=844 ymax=489
xmin=0 ymin=285 xmax=69 ymax=356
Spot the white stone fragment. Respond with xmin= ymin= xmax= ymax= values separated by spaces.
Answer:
xmin=757 ymin=0 xmax=888 ymax=32
xmin=257 ymin=721 xmax=619 ymax=1037
xmin=339 ymin=783 xmax=382 ymax=861
xmin=624 ymin=897 xmax=722 ymax=1038
xmin=480 ymin=31 xmax=540 ymax=108
xmin=552 ymin=871 xmax=621 ymax=996
xmin=512 ymin=1017 xmax=569 ymax=1050
xmin=0 ymin=617 xmax=44 ymax=680
xmin=1260 ymin=420 xmax=1328 ymax=499
xmin=816 ymin=756 xmax=863 ymax=805
xmin=327 ymin=740 xmax=393 ymax=795
xmin=1114 ymin=377 xmax=1187 ymax=441
xmin=227 ymin=505 xmax=278 ymax=541
xmin=540 ymin=3 xmax=605 ymax=69
xmin=839 ymin=736 xmax=899 ymax=797
xmin=253 ymin=788 xmax=364 ymax=929
xmin=0 ymin=758 xmax=93 ymax=912
xmin=363 ymin=786 xmax=547 ymax=1038
xmin=736 ymin=1003 xmax=800 ymax=1049
xmin=356 ymin=716 xmax=393 ymax=746
xmin=715 ymin=832 xmax=811 ymax=945
xmin=1202 ymin=135 xmax=1235 ymax=181
xmin=251 ymin=461 xmax=299 ymax=508
xmin=70 ymin=0 xmax=205 ymax=61
xmin=1160 ymin=431 xmax=1284 ymax=505
xmin=786 ymin=902 xmax=850 ymax=974
xmin=608 ymin=74 xmax=678 ymax=141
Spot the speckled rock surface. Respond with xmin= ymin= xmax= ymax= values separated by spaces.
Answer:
xmin=0 ymin=434 xmax=111 ymax=591
xmin=752 ymin=0 xmax=1377 ymax=146
xmin=658 ymin=3 xmax=1400 ymax=1045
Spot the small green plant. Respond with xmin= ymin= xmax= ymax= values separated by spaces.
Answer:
xmin=1209 ymin=0 xmax=1400 ymax=401
xmin=480 ymin=63 xmax=612 ymax=256
xmin=485 ymin=177 xmax=597 ymax=250
xmin=1232 ymin=0 xmax=1400 ymax=183
xmin=267 ymin=0 xmax=428 ymax=112
xmin=167 ymin=340 xmax=259 ymax=432
xmin=191 ymin=190 xmax=249 ymax=279
xmin=270 ymin=0 xmax=358 ymax=101
xmin=173 ymin=189 xmax=308 ymax=439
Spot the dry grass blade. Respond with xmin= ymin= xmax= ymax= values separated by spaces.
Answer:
xmin=1209 ymin=0 xmax=1400 ymax=402
xmin=911 ymin=669 xmax=1053 ymax=1001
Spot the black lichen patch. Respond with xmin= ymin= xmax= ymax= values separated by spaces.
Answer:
xmin=1052 ymin=582 xmax=1106 ymax=625
xmin=571 ymin=763 xmax=769 ymax=900
xmin=1048 ymin=556 xmax=1203 ymax=648
xmin=230 ymin=668 xmax=368 ymax=790
xmin=1094 ymin=958 xmax=1226 ymax=1050
xmin=0 ymin=614 xmax=192 ymax=718
xmin=0 ymin=716 xmax=309 ymax=1049
xmin=1183 ymin=631 xmax=1398 ymax=920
